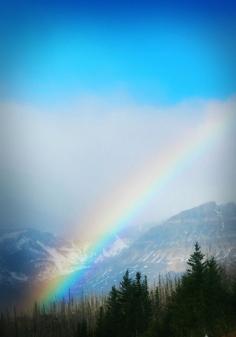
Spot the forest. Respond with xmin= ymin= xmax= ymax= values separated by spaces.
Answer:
xmin=0 ymin=243 xmax=235 ymax=337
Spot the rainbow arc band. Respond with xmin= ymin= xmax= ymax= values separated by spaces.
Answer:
xmin=38 ymin=109 xmax=232 ymax=305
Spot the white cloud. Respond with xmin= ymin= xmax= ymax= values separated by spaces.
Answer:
xmin=1 ymin=95 xmax=236 ymax=237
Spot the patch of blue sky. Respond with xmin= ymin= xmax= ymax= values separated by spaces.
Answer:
xmin=0 ymin=0 xmax=236 ymax=105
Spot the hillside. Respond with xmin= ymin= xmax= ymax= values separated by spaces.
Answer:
xmin=0 ymin=202 xmax=235 ymax=304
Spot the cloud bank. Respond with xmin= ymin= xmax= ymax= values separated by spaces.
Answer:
xmin=1 ymin=95 xmax=236 ymax=238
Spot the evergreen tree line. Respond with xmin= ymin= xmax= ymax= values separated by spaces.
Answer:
xmin=0 ymin=243 xmax=235 ymax=337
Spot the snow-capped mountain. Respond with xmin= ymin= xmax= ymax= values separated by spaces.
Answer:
xmin=80 ymin=201 xmax=236 ymax=292
xmin=0 ymin=227 xmax=129 ymax=306
xmin=0 ymin=202 xmax=236 ymax=306
xmin=0 ymin=229 xmax=86 ymax=284
xmin=0 ymin=228 xmax=129 ymax=284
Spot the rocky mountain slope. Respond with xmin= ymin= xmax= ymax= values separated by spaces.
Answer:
xmin=0 ymin=228 xmax=128 ymax=306
xmin=0 ymin=228 xmax=87 ymax=285
xmin=82 ymin=201 xmax=236 ymax=292
xmin=0 ymin=201 xmax=235 ymax=305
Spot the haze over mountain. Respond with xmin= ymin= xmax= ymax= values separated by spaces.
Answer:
xmin=0 ymin=201 xmax=235 ymax=307
xmin=88 ymin=201 xmax=236 ymax=292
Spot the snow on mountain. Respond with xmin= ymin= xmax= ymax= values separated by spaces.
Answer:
xmin=0 ymin=202 xmax=236 ymax=305
xmin=0 ymin=228 xmax=129 ymax=286
xmin=0 ymin=228 xmax=88 ymax=283
xmin=79 ymin=202 xmax=236 ymax=292
xmin=96 ymin=236 xmax=129 ymax=262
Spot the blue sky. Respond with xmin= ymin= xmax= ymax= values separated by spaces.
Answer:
xmin=1 ymin=1 xmax=236 ymax=235
xmin=1 ymin=0 xmax=236 ymax=105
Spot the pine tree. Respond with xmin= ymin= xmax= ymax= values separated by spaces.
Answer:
xmin=119 ymin=270 xmax=135 ymax=337
xmin=187 ymin=242 xmax=206 ymax=276
xmin=106 ymin=286 xmax=121 ymax=337
xmin=99 ymin=270 xmax=152 ymax=337
xmin=141 ymin=274 xmax=152 ymax=332
xmin=167 ymin=243 xmax=207 ymax=336
xmin=203 ymin=257 xmax=229 ymax=337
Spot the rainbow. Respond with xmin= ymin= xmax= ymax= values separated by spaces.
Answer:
xmin=36 ymin=104 xmax=233 ymax=305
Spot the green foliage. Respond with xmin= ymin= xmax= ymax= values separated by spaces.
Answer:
xmin=0 ymin=243 xmax=235 ymax=337
xmin=98 ymin=270 xmax=151 ymax=337
xmin=152 ymin=243 xmax=235 ymax=337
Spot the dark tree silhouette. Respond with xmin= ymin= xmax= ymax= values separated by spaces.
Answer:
xmin=0 ymin=244 xmax=235 ymax=337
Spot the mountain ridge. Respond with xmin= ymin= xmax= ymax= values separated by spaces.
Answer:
xmin=0 ymin=201 xmax=235 ymax=305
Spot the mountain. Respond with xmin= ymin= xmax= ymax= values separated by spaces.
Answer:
xmin=80 ymin=201 xmax=236 ymax=292
xmin=0 ymin=202 xmax=235 ymax=306
xmin=0 ymin=228 xmax=129 ymax=307
xmin=0 ymin=228 xmax=87 ymax=284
